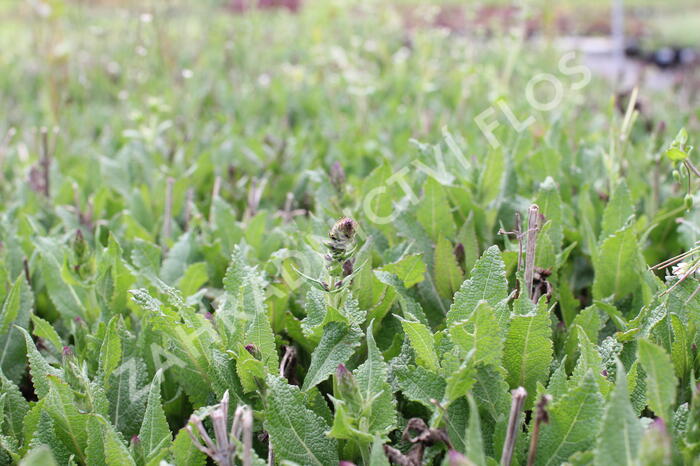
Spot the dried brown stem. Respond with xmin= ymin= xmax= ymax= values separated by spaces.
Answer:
xmin=526 ymin=395 xmax=552 ymax=466
xmin=501 ymin=387 xmax=527 ymax=466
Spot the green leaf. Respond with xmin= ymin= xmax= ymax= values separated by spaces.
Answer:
xmin=638 ymin=339 xmax=677 ymax=421
xmin=417 ymin=177 xmax=456 ymax=240
xmin=354 ymin=325 xmax=396 ymax=437
xmin=99 ymin=316 xmax=122 ymax=383
xmin=393 ymin=365 xmax=445 ymax=407
xmin=171 ymin=428 xmax=206 ymax=466
xmin=600 ymin=181 xmax=634 ymax=239
xmin=447 ymin=246 xmax=507 ymax=326
xmin=19 ymin=446 xmax=59 ymax=466
xmin=107 ymin=357 xmax=149 ymax=438
xmin=535 ymin=372 xmax=604 ymax=466
xmin=380 ymin=254 xmax=426 ymax=289
xmin=534 ymin=177 xmax=563 ymax=252
xmin=302 ymin=322 xmax=362 ymax=391
xmin=0 ymin=372 xmax=29 ymax=439
xmin=264 ymin=375 xmax=339 ymax=466
xmin=44 ymin=377 xmax=88 ymax=462
xmin=503 ymin=300 xmax=552 ymax=410
xmin=17 ymin=327 xmax=63 ymax=398
xmin=396 ymin=316 xmax=439 ymax=372
xmin=669 ymin=314 xmax=690 ymax=380
xmin=138 ymin=370 xmax=172 ymax=463
xmin=465 ymin=394 xmax=487 ymax=466
xmin=29 ymin=315 xmax=62 ymax=353
xmin=592 ymin=227 xmax=640 ymax=300
xmin=449 ymin=301 xmax=504 ymax=367
xmin=594 ymin=360 xmax=642 ymax=466
xmin=0 ymin=276 xmax=22 ymax=334
xmin=434 ymin=235 xmax=464 ymax=299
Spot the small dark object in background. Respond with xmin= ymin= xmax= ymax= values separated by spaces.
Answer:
xmin=229 ymin=0 xmax=302 ymax=13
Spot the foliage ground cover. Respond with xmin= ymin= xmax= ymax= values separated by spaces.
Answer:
xmin=0 ymin=1 xmax=700 ymax=465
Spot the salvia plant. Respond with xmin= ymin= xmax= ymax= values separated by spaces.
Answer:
xmin=0 ymin=1 xmax=699 ymax=465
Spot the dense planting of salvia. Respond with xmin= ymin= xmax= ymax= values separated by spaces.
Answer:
xmin=0 ymin=1 xmax=699 ymax=465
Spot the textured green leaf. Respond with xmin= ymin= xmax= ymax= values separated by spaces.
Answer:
xmin=19 ymin=445 xmax=59 ymax=466
xmin=601 ymin=181 xmax=634 ymax=239
xmin=638 ymin=339 xmax=677 ymax=421
xmin=450 ymin=301 xmax=503 ymax=367
xmin=29 ymin=315 xmax=61 ymax=354
xmin=394 ymin=365 xmax=445 ymax=407
xmin=534 ymin=177 xmax=563 ymax=252
xmin=107 ymin=357 xmax=149 ymax=438
xmin=417 ymin=177 xmax=455 ymax=240
xmin=0 ymin=276 xmax=22 ymax=335
xmin=171 ymin=428 xmax=206 ymax=466
xmin=380 ymin=254 xmax=426 ymax=289
xmin=17 ymin=327 xmax=63 ymax=399
xmin=535 ymin=372 xmax=604 ymax=466
xmin=669 ymin=314 xmax=690 ymax=380
xmin=592 ymin=227 xmax=639 ymax=300
xmin=354 ymin=326 xmax=396 ymax=437
xmin=396 ymin=316 xmax=439 ymax=372
xmin=594 ymin=360 xmax=642 ymax=466
xmin=434 ymin=235 xmax=463 ymax=299
xmin=0 ymin=375 xmax=27 ymax=442
xmin=302 ymin=322 xmax=362 ymax=391
xmin=465 ymin=394 xmax=487 ymax=466
xmin=138 ymin=370 xmax=171 ymax=463
xmin=99 ymin=316 xmax=122 ymax=383
xmin=44 ymin=377 xmax=88 ymax=462
xmin=503 ymin=301 xmax=552 ymax=409
xmin=447 ymin=246 xmax=507 ymax=326
xmin=265 ymin=375 xmax=338 ymax=465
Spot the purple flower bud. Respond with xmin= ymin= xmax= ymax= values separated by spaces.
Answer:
xmin=62 ymin=346 xmax=73 ymax=357
xmin=342 ymin=259 xmax=353 ymax=277
xmin=204 ymin=311 xmax=214 ymax=321
xmin=339 ymin=462 xmax=356 ymax=466
xmin=330 ymin=161 xmax=346 ymax=192
xmin=131 ymin=435 xmax=140 ymax=444
xmin=245 ymin=344 xmax=261 ymax=360
xmin=453 ymin=242 xmax=465 ymax=264
xmin=601 ymin=369 xmax=608 ymax=377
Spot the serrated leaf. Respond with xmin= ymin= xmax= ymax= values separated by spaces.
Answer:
xmin=503 ymin=300 xmax=552 ymax=410
xmin=669 ymin=314 xmax=690 ymax=380
xmin=380 ymin=254 xmax=426 ymax=289
xmin=0 ymin=276 xmax=22 ymax=334
xmin=354 ymin=325 xmax=396 ymax=436
xmin=435 ymin=235 xmax=464 ymax=299
xmin=17 ymin=327 xmax=63 ymax=399
xmin=171 ymin=427 xmax=206 ymax=466
xmin=638 ymin=339 xmax=677 ymax=421
xmin=302 ymin=322 xmax=362 ymax=391
xmin=0 ymin=372 xmax=28 ymax=439
xmin=601 ymin=181 xmax=634 ymax=239
xmin=535 ymin=372 xmax=604 ymax=466
xmin=44 ymin=377 xmax=88 ymax=462
xmin=107 ymin=357 xmax=149 ymax=438
xmin=396 ymin=316 xmax=439 ymax=372
xmin=19 ymin=445 xmax=59 ymax=466
xmin=592 ymin=227 xmax=640 ymax=300
xmin=465 ymin=394 xmax=487 ymax=466
xmin=393 ymin=365 xmax=445 ymax=407
xmin=449 ymin=301 xmax=503 ymax=367
xmin=264 ymin=375 xmax=338 ymax=465
xmin=594 ymin=360 xmax=642 ymax=466
xmin=138 ymin=370 xmax=171 ymax=463
xmin=29 ymin=315 xmax=61 ymax=354
xmin=447 ymin=246 xmax=507 ymax=326
xmin=417 ymin=177 xmax=455 ymax=240
xmin=99 ymin=316 xmax=122 ymax=383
